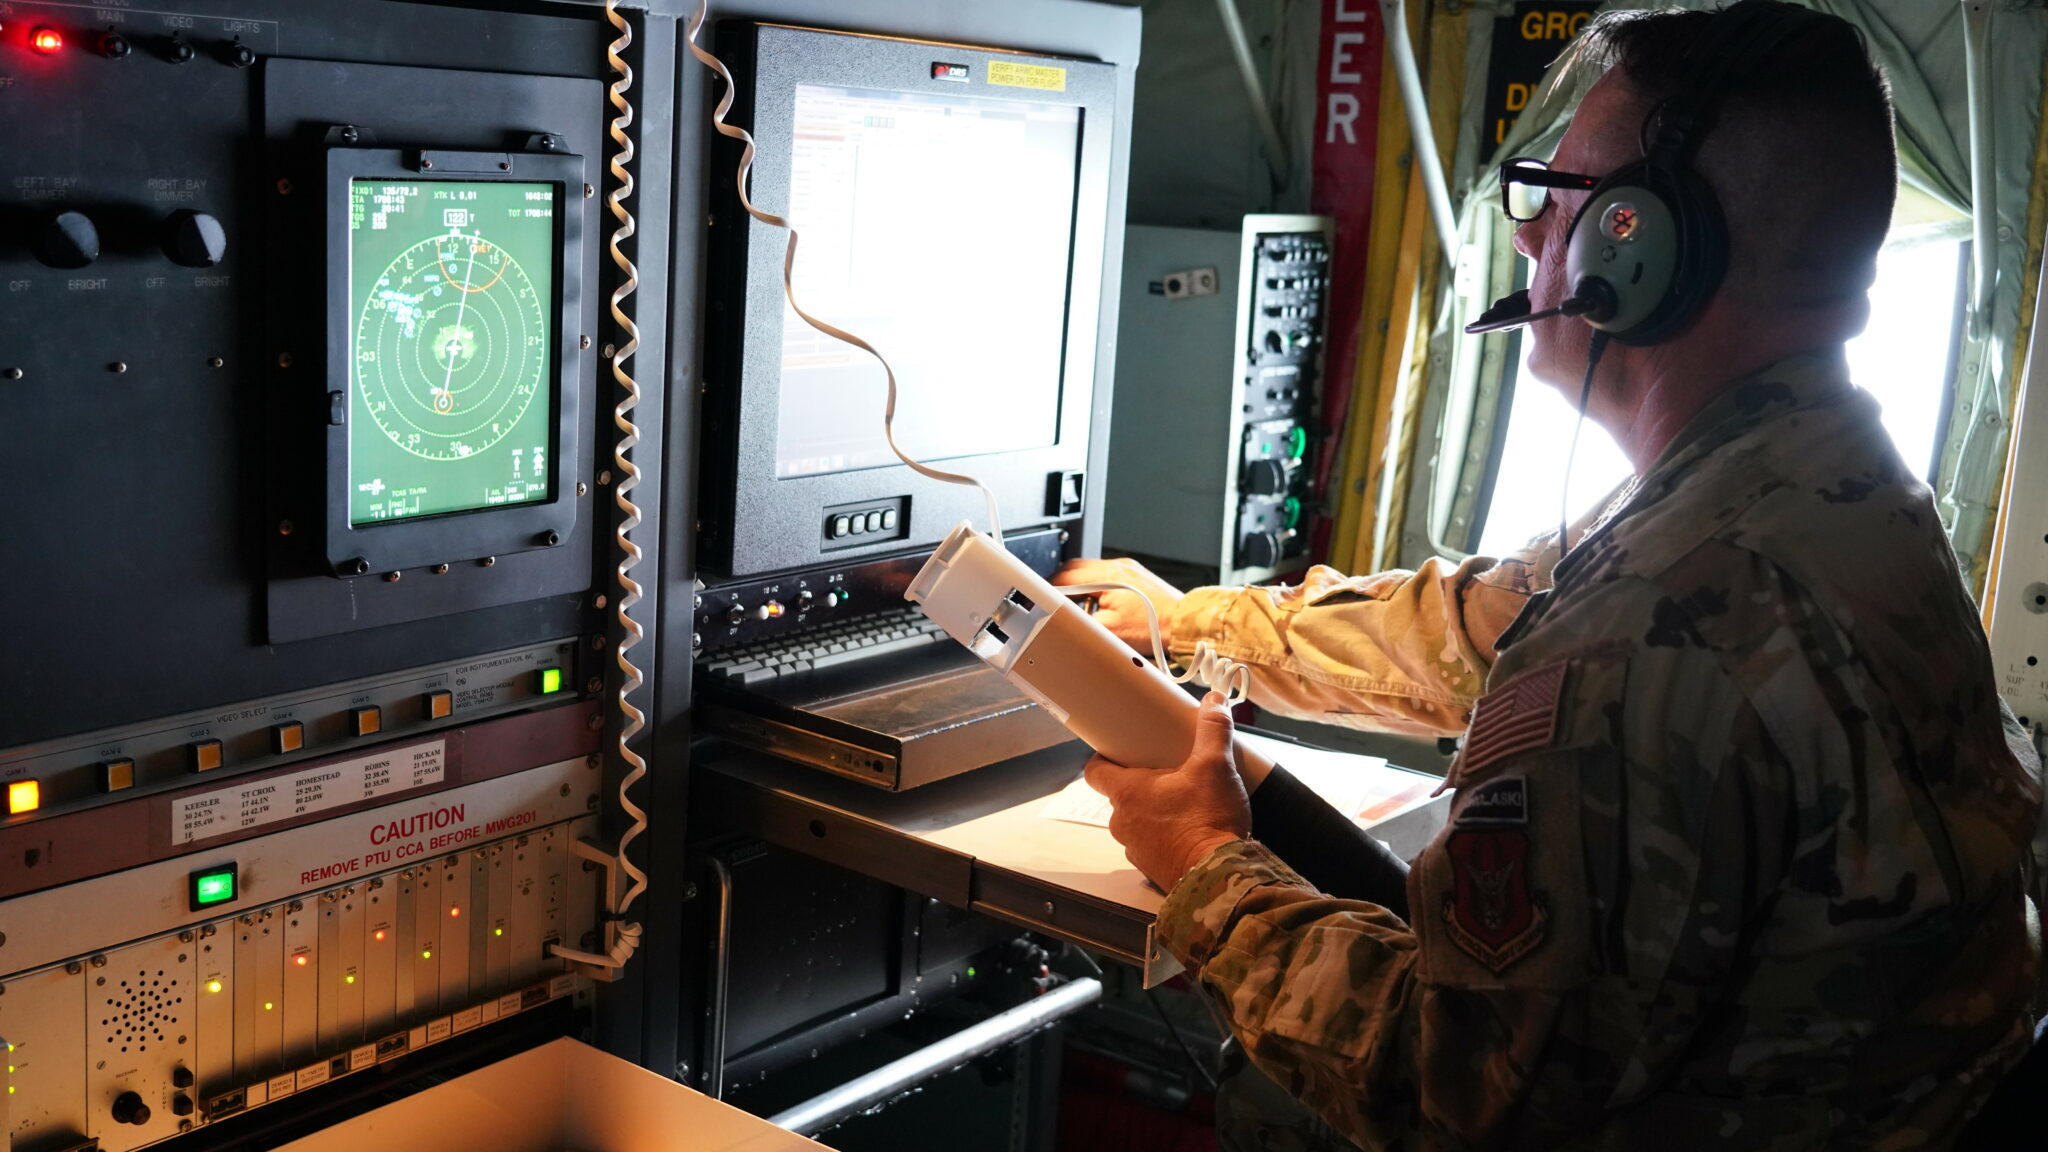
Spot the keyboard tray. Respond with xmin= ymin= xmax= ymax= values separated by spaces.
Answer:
xmin=697 ymin=648 xmax=1075 ymax=791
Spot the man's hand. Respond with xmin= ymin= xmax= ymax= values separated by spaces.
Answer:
xmin=1051 ymin=557 xmax=1186 ymax=651
xmin=1084 ymin=693 xmax=1251 ymax=890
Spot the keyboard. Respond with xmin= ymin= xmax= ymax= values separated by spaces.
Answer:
xmin=698 ymin=607 xmax=951 ymax=685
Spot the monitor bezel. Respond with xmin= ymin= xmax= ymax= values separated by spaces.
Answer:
xmin=700 ymin=21 xmax=1116 ymax=578
xmin=321 ymin=147 xmax=585 ymax=578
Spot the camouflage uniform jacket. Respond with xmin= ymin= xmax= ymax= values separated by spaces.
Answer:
xmin=1155 ymin=353 xmax=2042 ymax=1149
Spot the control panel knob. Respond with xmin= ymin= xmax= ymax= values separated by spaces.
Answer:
xmin=32 ymin=211 xmax=100 ymax=269
xmin=171 ymin=1065 xmax=195 ymax=1089
xmin=171 ymin=1094 xmax=195 ymax=1117
xmin=1238 ymin=531 xmax=1281 ymax=569
xmin=99 ymin=32 xmax=133 ymax=59
xmin=160 ymin=36 xmax=194 ymax=63
xmin=111 ymin=1091 xmax=152 ymax=1126
xmin=1241 ymin=458 xmax=1288 ymax=497
xmin=161 ymin=209 xmax=227 ymax=268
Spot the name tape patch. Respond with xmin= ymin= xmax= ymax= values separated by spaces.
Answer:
xmin=1455 ymin=775 xmax=1528 ymax=825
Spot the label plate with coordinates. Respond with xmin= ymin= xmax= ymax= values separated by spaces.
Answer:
xmin=172 ymin=741 xmax=446 ymax=844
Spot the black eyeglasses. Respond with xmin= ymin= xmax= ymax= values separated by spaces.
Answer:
xmin=1498 ymin=157 xmax=1601 ymax=223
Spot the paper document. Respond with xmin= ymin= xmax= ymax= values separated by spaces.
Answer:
xmin=1041 ymin=730 xmax=1440 ymax=830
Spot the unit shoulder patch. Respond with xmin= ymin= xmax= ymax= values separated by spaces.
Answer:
xmin=1441 ymin=827 xmax=1548 ymax=973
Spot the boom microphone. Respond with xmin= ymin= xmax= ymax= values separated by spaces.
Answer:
xmin=1463 ymin=287 xmax=1605 ymax=335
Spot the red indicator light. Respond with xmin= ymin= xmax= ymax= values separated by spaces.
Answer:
xmin=293 ymin=953 xmax=310 ymax=967
xmin=372 ymin=929 xmax=387 ymax=942
xmin=448 ymin=905 xmax=461 ymax=918
xmin=30 ymin=27 xmax=64 ymax=54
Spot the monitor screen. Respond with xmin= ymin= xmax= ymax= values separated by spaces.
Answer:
xmin=347 ymin=179 xmax=558 ymax=525
xmin=775 ymin=84 xmax=1082 ymax=479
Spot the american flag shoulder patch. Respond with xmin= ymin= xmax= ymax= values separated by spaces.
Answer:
xmin=1460 ymin=660 xmax=1570 ymax=776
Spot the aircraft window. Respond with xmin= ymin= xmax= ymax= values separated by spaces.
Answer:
xmin=1471 ymin=236 xmax=1967 ymax=557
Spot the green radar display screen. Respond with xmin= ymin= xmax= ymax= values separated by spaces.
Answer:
xmin=348 ymin=180 xmax=558 ymax=526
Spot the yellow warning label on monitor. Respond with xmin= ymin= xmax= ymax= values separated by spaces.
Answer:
xmin=987 ymin=61 xmax=1067 ymax=92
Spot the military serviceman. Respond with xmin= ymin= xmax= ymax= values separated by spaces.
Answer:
xmin=1057 ymin=4 xmax=2042 ymax=1146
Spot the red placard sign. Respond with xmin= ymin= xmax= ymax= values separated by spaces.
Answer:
xmin=1310 ymin=0 xmax=1384 ymax=560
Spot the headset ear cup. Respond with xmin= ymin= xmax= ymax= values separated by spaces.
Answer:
xmin=1627 ymin=165 xmax=1728 ymax=345
xmin=1563 ymin=162 xmax=1681 ymax=342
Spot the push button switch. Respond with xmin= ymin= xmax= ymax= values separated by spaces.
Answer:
xmin=190 ymin=739 xmax=224 ymax=773
xmin=349 ymin=705 xmax=382 ymax=737
xmin=272 ymin=721 xmax=305 ymax=755
xmin=423 ymin=689 xmax=454 ymax=720
xmin=99 ymin=758 xmax=136 ymax=793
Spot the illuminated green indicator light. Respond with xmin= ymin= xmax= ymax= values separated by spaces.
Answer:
xmin=1287 ymin=427 xmax=1309 ymax=460
xmin=190 ymin=865 xmax=238 ymax=911
xmin=966 ymin=966 xmax=977 ymax=978
xmin=535 ymin=667 xmax=563 ymax=695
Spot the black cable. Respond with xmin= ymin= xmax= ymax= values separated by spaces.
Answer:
xmin=1065 ymin=943 xmax=1221 ymax=1095
xmin=1560 ymin=330 xmax=1614 ymax=556
xmin=1144 ymin=986 xmax=1221 ymax=1093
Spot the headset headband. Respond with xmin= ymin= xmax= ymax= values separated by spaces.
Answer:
xmin=1644 ymin=2 xmax=1831 ymax=172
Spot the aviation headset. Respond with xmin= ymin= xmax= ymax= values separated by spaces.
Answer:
xmin=1559 ymin=0 xmax=1833 ymax=346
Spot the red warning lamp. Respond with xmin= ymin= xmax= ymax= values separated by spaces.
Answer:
xmin=30 ymin=26 xmax=64 ymax=54
xmin=292 ymin=953 xmax=311 ymax=967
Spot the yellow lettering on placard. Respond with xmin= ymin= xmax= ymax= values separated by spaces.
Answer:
xmin=1507 ymin=82 xmax=1531 ymax=113
xmin=1522 ymin=10 xmax=1593 ymax=40
xmin=988 ymin=60 xmax=1067 ymax=92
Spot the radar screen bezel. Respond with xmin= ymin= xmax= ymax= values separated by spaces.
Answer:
xmin=320 ymin=145 xmax=585 ymax=578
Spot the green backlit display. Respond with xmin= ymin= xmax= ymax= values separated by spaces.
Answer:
xmin=349 ymin=180 xmax=557 ymax=526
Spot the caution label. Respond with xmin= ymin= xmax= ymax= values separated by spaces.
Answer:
xmin=987 ymin=61 xmax=1066 ymax=92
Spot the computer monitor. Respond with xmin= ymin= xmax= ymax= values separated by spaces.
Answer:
xmin=699 ymin=22 xmax=1118 ymax=578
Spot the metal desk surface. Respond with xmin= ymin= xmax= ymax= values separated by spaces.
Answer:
xmin=693 ymin=732 xmax=1451 ymax=985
